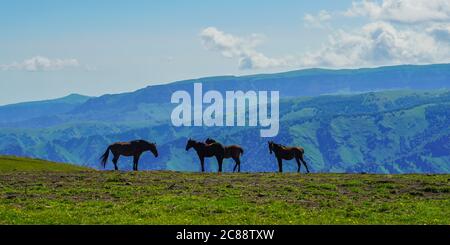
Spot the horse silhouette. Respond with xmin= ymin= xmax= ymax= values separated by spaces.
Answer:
xmin=268 ymin=141 xmax=310 ymax=173
xmin=100 ymin=140 xmax=158 ymax=171
xmin=205 ymin=138 xmax=244 ymax=173
xmin=186 ymin=138 xmax=225 ymax=173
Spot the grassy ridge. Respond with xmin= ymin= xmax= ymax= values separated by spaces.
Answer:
xmin=0 ymin=156 xmax=449 ymax=224
xmin=0 ymin=155 xmax=91 ymax=172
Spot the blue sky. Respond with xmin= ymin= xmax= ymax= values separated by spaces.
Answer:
xmin=1 ymin=0 xmax=449 ymax=105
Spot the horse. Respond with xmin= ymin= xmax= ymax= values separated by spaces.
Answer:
xmin=268 ymin=141 xmax=310 ymax=173
xmin=205 ymin=138 xmax=244 ymax=173
xmin=100 ymin=140 xmax=158 ymax=171
xmin=186 ymin=138 xmax=225 ymax=173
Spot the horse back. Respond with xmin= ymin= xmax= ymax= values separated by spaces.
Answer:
xmin=292 ymin=147 xmax=305 ymax=158
xmin=276 ymin=145 xmax=303 ymax=159
xmin=199 ymin=142 xmax=225 ymax=157
xmin=294 ymin=147 xmax=304 ymax=153
xmin=110 ymin=141 xmax=139 ymax=156
xmin=209 ymin=142 xmax=225 ymax=155
xmin=226 ymin=145 xmax=242 ymax=150
xmin=224 ymin=145 xmax=243 ymax=158
xmin=111 ymin=142 xmax=131 ymax=148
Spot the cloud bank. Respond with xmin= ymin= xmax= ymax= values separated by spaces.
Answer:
xmin=201 ymin=0 xmax=450 ymax=70
xmin=301 ymin=21 xmax=450 ymax=67
xmin=345 ymin=0 xmax=450 ymax=24
xmin=0 ymin=56 xmax=79 ymax=72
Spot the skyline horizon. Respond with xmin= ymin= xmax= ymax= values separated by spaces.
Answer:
xmin=2 ymin=62 xmax=449 ymax=106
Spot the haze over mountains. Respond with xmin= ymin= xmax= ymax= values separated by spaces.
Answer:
xmin=0 ymin=64 xmax=449 ymax=173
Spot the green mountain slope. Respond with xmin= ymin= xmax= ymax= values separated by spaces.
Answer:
xmin=0 ymin=155 xmax=92 ymax=172
xmin=2 ymin=63 xmax=450 ymax=129
xmin=0 ymin=90 xmax=448 ymax=173
xmin=0 ymin=94 xmax=91 ymax=125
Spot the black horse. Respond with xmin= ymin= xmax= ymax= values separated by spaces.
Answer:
xmin=205 ymin=138 xmax=244 ymax=172
xmin=268 ymin=141 xmax=310 ymax=173
xmin=100 ymin=140 xmax=158 ymax=171
xmin=186 ymin=138 xmax=225 ymax=173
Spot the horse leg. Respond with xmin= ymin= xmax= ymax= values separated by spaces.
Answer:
xmin=295 ymin=157 xmax=301 ymax=173
xmin=216 ymin=156 xmax=223 ymax=174
xmin=133 ymin=154 xmax=140 ymax=171
xmin=112 ymin=154 xmax=119 ymax=171
xmin=277 ymin=157 xmax=283 ymax=173
xmin=235 ymin=157 xmax=241 ymax=173
xmin=232 ymin=157 xmax=238 ymax=173
xmin=200 ymin=156 xmax=205 ymax=172
xmin=301 ymin=155 xmax=310 ymax=174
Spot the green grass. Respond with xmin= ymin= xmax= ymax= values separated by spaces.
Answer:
xmin=0 ymin=155 xmax=91 ymax=172
xmin=0 ymin=156 xmax=449 ymax=224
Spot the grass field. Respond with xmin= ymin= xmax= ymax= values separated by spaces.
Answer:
xmin=0 ymin=156 xmax=449 ymax=224
xmin=0 ymin=155 xmax=90 ymax=172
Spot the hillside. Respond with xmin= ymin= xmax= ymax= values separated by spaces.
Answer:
xmin=0 ymin=155 xmax=91 ymax=172
xmin=0 ymin=170 xmax=449 ymax=224
xmin=0 ymin=94 xmax=91 ymax=126
xmin=1 ymin=63 xmax=449 ymax=129
xmin=0 ymin=64 xmax=449 ymax=173
xmin=67 ymin=64 xmax=450 ymax=122
xmin=0 ymin=90 xmax=448 ymax=173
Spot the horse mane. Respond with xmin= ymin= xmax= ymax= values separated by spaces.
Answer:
xmin=132 ymin=139 xmax=157 ymax=146
xmin=272 ymin=142 xmax=287 ymax=150
xmin=189 ymin=139 xmax=204 ymax=146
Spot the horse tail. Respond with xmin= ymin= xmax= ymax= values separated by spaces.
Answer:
xmin=100 ymin=146 xmax=111 ymax=168
xmin=240 ymin=148 xmax=244 ymax=156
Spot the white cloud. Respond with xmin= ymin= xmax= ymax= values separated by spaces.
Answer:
xmin=200 ymin=27 xmax=289 ymax=69
xmin=345 ymin=0 xmax=450 ymax=24
xmin=200 ymin=23 xmax=450 ymax=70
xmin=299 ymin=21 xmax=450 ymax=67
xmin=304 ymin=10 xmax=332 ymax=28
xmin=0 ymin=56 xmax=79 ymax=71
xmin=200 ymin=1 xmax=450 ymax=70
xmin=305 ymin=0 xmax=450 ymax=67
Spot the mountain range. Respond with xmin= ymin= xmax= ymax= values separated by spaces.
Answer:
xmin=0 ymin=63 xmax=449 ymax=173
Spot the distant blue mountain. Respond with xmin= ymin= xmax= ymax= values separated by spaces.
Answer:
xmin=0 ymin=94 xmax=91 ymax=124
xmin=0 ymin=64 xmax=449 ymax=173
xmin=2 ymin=63 xmax=450 ymax=129
xmin=74 ymin=63 xmax=450 ymax=112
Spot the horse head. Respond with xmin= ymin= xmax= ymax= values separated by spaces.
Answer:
xmin=149 ymin=142 xmax=158 ymax=157
xmin=186 ymin=138 xmax=195 ymax=151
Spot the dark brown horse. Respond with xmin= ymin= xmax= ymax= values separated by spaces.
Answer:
xmin=186 ymin=138 xmax=225 ymax=173
xmin=100 ymin=140 xmax=158 ymax=171
xmin=205 ymin=138 xmax=244 ymax=172
xmin=268 ymin=141 xmax=310 ymax=173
